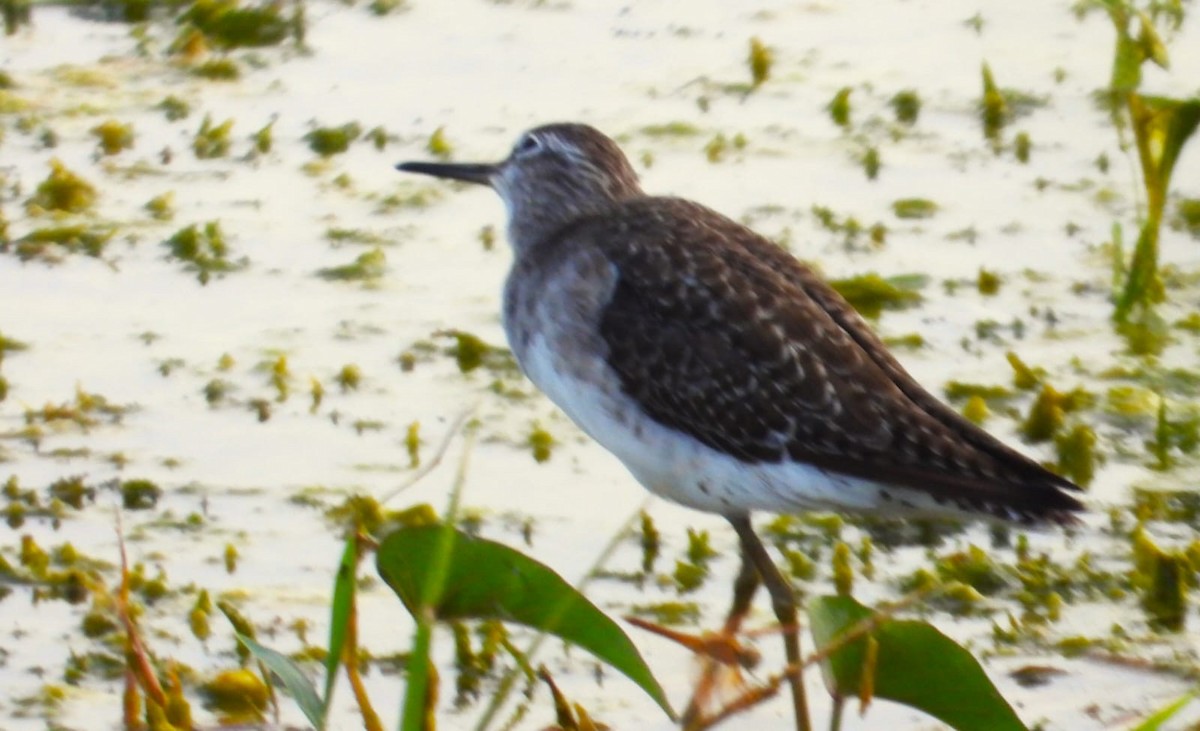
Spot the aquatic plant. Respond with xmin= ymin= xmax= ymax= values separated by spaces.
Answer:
xmin=1074 ymin=1 xmax=1200 ymax=320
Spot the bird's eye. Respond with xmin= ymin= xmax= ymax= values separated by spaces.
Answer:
xmin=513 ymin=133 xmax=542 ymax=157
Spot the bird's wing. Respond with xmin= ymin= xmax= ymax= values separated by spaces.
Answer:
xmin=588 ymin=198 xmax=1082 ymax=523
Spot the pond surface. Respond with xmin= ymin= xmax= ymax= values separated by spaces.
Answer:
xmin=2 ymin=1 xmax=1200 ymax=729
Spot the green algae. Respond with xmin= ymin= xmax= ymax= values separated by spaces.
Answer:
xmin=829 ymin=272 xmax=924 ymax=318
xmin=192 ymin=58 xmax=241 ymax=80
xmin=672 ymin=559 xmax=708 ymax=593
xmin=1173 ymin=198 xmax=1200 ymax=238
xmin=889 ymin=90 xmax=921 ymax=125
xmin=943 ymin=381 xmax=1014 ymax=404
xmin=27 ymin=160 xmax=96 ymax=214
xmin=1006 ymin=352 xmax=1044 ymax=390
xmin=193 ymin=115 xmax=234 ymax=159
xmin=1013 ymin=131 xmax=1032 ymax=163
xmin=15 ymin=225 xmax=115 ymax=261
xmin=1054 ymin=424 xmax=1098 ymax=487
xmin=861 ymin=146 xmax=881 ymax=180
xmin=640 ymin=122 xmax=702 ymax=138
xmin=528 ymin=424 xmax=554 ymax=463
xmin=199 ymin=668 xmax=269 ymax=719
xmin=426 ymin=126 xmax=452 ymax=159
xmin=827 ymin=86 xmax=852 ymax=128
xmin=178 ymin=0 xmax=293 ymax=50
xmin=159 ymin=95 xmax=191 ymax=121
xmin=335 ymin=364 xmax=362 ymax=391
xmin=962 ymin=395 xmax=990 ymax=424
xmin=145 ymin=192 xmax=175 ymax=221
xmin=747 ymin=36 xmax=772 ymax=88
xmin=980 ymin=62 xmax=1010 ymax=141
xmin=1019 ymin=383 xmax=1093 ymax=443
xmin=434 ymin=329 xmax=516 ymax=375
xmin=316 ymin=247 xmax=386 ymax=282
xmin=164 ymin=221 xmax=245 ymax=283
xmin=627 ymin=602 xmax=700 ymax=626
xmin=325 ymin=227 xmax=389 ymax=246
xmin=121 ymin=479 xmax=162 ymax=510
xmin=306 ymin=122 xmax=362 ymax=156
xmin=891 ymin=198 xmax=938 ymax=219
xmin=90 ymin=119 xmax=135 ymax=155
xmin=977 ymin=268 xmax=1002 ymax=295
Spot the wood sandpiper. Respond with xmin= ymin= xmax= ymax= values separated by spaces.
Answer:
xmin=397 ymin=122 xmax=1084 ymax=729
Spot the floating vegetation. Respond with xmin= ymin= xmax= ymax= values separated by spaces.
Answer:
xmin=369 ymin=0 xmax=408 ymax=16
xmin=199 ymin=668 xmax=269 ymax=719
xmin=325 ymin=227 xmax=388 ymax=246
xmin=193 ymin=115 xmax=234 ymax=159
xmin=163 ymin=220 xmax=245 ymax=283
xmin=365 ymin=125 xmax=395 ymax=150
xmin=335 ymin=364 xmax=361 ymax=391
xmin=121 ymin=479 xmax=162 ymax=510
xmin=158 ymin=94 xmax=191 ymax=121
xmin=26 ymin=159 xmax=97 ymax=214
xmin=891 ymin=197 xmax=938 ymax=219
xmin=305 ymin=122 xmax=361 ymax=157
xmin=1019 ymin=383 xmax=1092 ymax=443
xmin=1173 ymin=198 xmax=1200 ymax=238
xmin=426 ymin=126 xmax=452 ymax=159
xmin=373 ymin=185 xmax=442 ymax=213
xmin=640 ymin=122 xmax=702 ymax=138
xmin=977 ymin=268 xmax=1001 ymax=295
xmin=829 ymin=272 xmax=924 ymax=318
xmin=432 ymin=329 xmax=516 ymax=374
xmin=528 ymin=424 xmax=554 ymax=463
xmin=315 ymin=247 xmax=386 ymax=283
xmin=747 ymin=36 xmax=772 ymax=88
xmin=980 ymin=62 xmax=1010 ymax=142
xmin=1013 ymin=131 xmax=1031 ymax=163
xmin=251 ymin=118 xmax=273 ymax=154
xmin=145 ymin=192 xmax=175 ymax=220
xmin=16 ymin=225 xmax=115 ymax=261
xmin=962 ymin=395 xmax=990 ymax=424
xmin=177 ymin=0 xmax=294 ymax=50
xmin=890 ymin=89 xmax=921 ymax=125
xmin=860 ymin=146 xmax=880 ymax=180
xmin=827 ymin=86 xmax=852 ymax=128
xmin=192 ymin=58 xmax=240 ymax=80
xmin=702 ymin=132 xmax=746 ymax=162
xmin=89 ymin=119 xmax=135 ymax=155
xmin=1054 ymin=424 xmax=1097 ymax=487
xmin=405 ymin=421 xmax=420 ymax=467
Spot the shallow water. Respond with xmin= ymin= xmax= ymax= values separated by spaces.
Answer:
xmin=2 ymin=1 xmax=1200 ymax=729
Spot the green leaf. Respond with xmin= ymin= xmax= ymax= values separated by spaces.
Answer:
xmin=237 ymin=634 xmax=325 ymax=729
xmin=377 ymin=524 xmax=673 ymax=718
xmin=808 ymin=595 xmax=1026 ymax=731
xmin=323 ymin=537 xmax=357 ymax=712
xmin=1131 ymin=692 xmax=1195 ymax=731
xmin=1140 ymin=96 xmax=1200 ymax=190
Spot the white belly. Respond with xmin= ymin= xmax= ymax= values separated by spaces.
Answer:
xmin=518 ymin=334 xmax=903 ymax=516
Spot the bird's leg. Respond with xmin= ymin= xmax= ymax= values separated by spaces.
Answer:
xmin=728 ymin=515 xmax=811 ymax=731
xmin=679 ymin=544 xmax=761 ymax=728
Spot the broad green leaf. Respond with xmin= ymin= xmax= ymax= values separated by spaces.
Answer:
xmin=1131 ymin=692 xmax=1195 ymax=731
xmin=808 ymin=595 xmax=1026 ymax=731
xmin=323 ymin=536 xmax=357 ymax=712
xmin=377 ymin=524 xmax=673 ymax=718
xmin=237 ymin=634 xmax=325 ymax=729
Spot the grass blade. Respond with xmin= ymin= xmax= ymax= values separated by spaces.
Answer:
xmin=237 ymin=634 xmax=325 ymax=729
